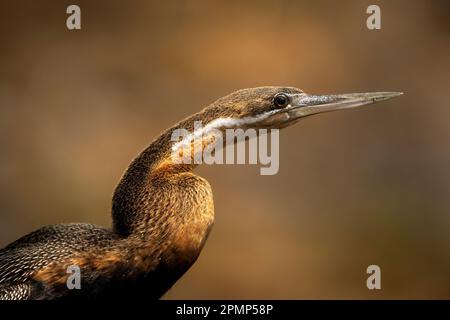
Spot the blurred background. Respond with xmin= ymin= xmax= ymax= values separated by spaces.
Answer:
xmin=0 ymin=0 xmax=449 ymax=299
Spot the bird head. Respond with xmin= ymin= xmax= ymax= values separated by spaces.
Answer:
xmin=167 ymin=86 xmax=403 ymax=170
xmin=203 ymin=86 xmax=402 ymax=130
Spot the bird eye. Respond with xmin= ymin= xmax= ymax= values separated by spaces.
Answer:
xmin=273 ymin=93 xmax=289 ymax=108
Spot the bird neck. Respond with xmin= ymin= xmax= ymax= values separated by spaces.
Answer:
xmin=111 ymin=111 xmax=218 ymax=238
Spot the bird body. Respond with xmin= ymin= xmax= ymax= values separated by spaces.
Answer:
xmin=0 ymin=87 xmax=402 ymax=299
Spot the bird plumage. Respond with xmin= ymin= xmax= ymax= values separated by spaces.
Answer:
xmin=0 ymin=224 xmax=118 ymax=299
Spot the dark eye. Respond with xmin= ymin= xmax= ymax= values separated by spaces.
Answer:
xmin=274 ymin=93 xmax=289 ymax=108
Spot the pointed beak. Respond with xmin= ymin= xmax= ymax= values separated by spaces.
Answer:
xmin=287 ymin=91 xmax=403 ymax=119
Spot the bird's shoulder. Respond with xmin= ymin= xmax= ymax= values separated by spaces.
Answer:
xmin=0 ymin=223 xmax=118 ymax=287
xmin=2 ymin=223 xmax=116 ymax=250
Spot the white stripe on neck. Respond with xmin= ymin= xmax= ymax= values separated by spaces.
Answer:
xmin=171 ymin=113 xmax=273 ymax=152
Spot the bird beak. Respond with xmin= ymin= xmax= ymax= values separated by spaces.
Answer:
xmin=287 ymin=91 xmax=403 ymax=119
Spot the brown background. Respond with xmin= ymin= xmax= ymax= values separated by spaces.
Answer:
xmin=0 ymin=0 xmax=449 ymax=299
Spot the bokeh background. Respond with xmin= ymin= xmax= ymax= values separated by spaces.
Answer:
xmin=0 ymin=0 xmax=449 ymax=299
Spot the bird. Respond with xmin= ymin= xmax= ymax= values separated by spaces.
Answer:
xmin=0 ymin=87 xmax=402 ymax=300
